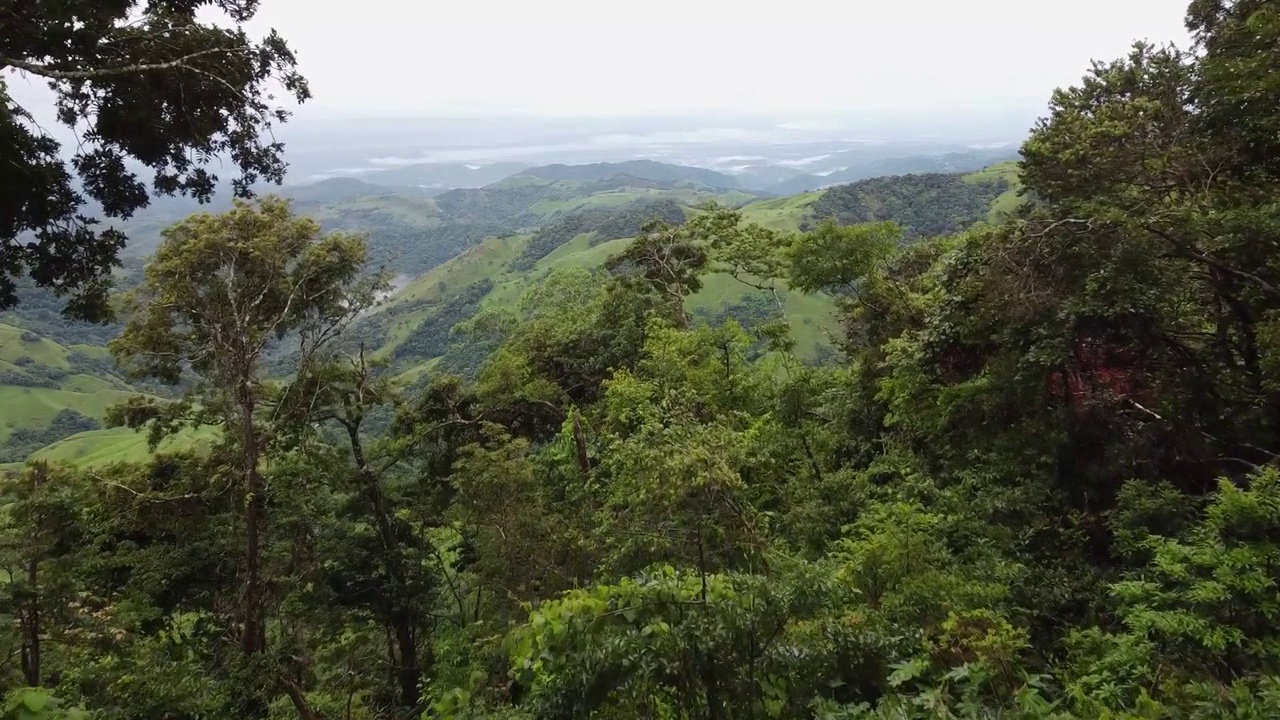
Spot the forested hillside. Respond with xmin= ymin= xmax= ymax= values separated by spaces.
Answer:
xmin=810 ymin=172 xmax=1010 ymax=237
xmin=340 ymin=164 xmax=1017 ymax=379
xmin=0 ymin=165 xmax=771 ymax=467
xmin=767 ymin=146 xmax=1020 ymax=195
xmin=5 ymin=1 xmax=1280 ymax=719
xmin=0 ymin=160 xmax=1019 ymax=468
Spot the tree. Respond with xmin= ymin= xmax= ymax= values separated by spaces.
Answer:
xmin=606 ymin=219 xmax=709 ymax=327
xmin=693 ymin=203 xmax=793 ymax=312
xmin=1188 ymin=0 xmax=1280 ymax=182
xmin=273 ymin=349 xmax=466 ymax=714
xmin=0 ymin=464 xmax=84 ymax=690
xmin=110 ymin=197 xmax=379 ymax=656
xmin=0 ymin=0 xmax=310 ymax=321
xmin=1008 ymin=36 xmax=1280 ymax=490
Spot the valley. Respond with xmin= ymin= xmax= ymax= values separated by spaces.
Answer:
xmin=0 ymin=159 xmax=1020 ymax=469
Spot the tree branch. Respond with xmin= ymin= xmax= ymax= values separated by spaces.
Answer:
xmin=1 ymin=47 xmax=251 ymax=80
xmin=281 ymin=677 xmax=324 ymax=720
xmin=1145 ymin=224 xmax=1280 ymax=299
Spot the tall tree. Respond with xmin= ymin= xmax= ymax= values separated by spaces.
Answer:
xmin=275 ymin=349 xmax=441 ymax=713
xmin=110 ymin=197 xmax=379 ymax=656
xmin=606 ymin=219 xmax=709 ymax=327
xmin=0 ymin=464 xmax=83 ymax=690
xmin=1189 ymin=0 xmax=1280 ymax=180
xmin=0 ymin=0 xmax=309 ymax=321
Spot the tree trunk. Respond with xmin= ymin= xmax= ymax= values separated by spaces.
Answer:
xmin=346 ymin=422 xmax=424 ymax=712
xmin=572 ymin=411 xmax=591 ymax=475
xmin=392 ymin=610 xmax=421 ymax=712
xmin=281 ymin=678 xmax=323 ymax=720
xmin=21 ymin=465 xmax=43 ymax=686
xmin=21 ymin=555 xmax=40 ymax=686
xmin=241 ymin=387 xmax=265 ymax=655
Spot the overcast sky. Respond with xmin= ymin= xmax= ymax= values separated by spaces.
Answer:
xmin=235 ymin=0 xmax=1192 ymax=119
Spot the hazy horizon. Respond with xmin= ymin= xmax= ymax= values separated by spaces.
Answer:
xmin=271 ymin=107 xmax=1035 ymax=183
xmin=0 ymin=0 xmax=1195 ymax=189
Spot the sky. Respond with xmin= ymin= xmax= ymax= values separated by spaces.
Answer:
xmin=237 ymin=0 xmax=1193 ymax=120
xmin=1 ymin=0 xmax=1195 ymax=167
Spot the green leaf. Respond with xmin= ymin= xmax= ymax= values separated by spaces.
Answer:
xmin=21 ymin=691 xmax=50 ymax=714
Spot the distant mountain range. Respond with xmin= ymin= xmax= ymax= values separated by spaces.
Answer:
xmin=515 ymin=160 xmax=744 ymax=191
xmin=735 ymin=147 xmax=1021 ymax=195
xmin=300 ymin=141 xmax=1021 ymax=198
xmin=295 ymin=152 xmax=1022 ymax=202
xmin=345 ymin=162 xmax=530 ymax=192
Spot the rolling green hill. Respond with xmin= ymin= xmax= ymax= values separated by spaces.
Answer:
xmin=738 ymin=191 xmax=825 ymax=231
xmin=1 ymin=162 xmax=1023 ymax=469
xmin=808 ymin=171 xmax=1012 ymax=238
xmin=963 ymin=160 xmax=1025 ymax=220
xmin=86 ymin=171 xmax=754 ymax=284
xmin=0 ymin=319 xmax=221 ymax=472
xmin=313 ymin=173 xmax=755 ymax=277
xmin=353 ymin=162 xmax=1024 ymax=379
xmin=737 ymin=164 xmax=1023 ymax=234
xmin=19 ymin=425 xmax=218 ymax=469
xmin=102 ymin=178 xmax=434 ymax=259
xmin=0 ymin=322 xmax=140 ymax=463
xmin=768 ymin=147 xmax=1020 ymax=195
xmin=356 ymin=227 xmax=843 ymax=377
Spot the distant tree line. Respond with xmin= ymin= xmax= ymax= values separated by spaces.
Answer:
xmin=0 ymin=409 xmax=101 ymax=463
xmin=513 ymin=199 xmax=688 ymax=270
xmin=811 ymin=173 xmax=1009 ymax=238
xmin=389 ymin=279 xmax=495 ymax=363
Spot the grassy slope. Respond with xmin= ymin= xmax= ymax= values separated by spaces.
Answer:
xmin=22 ymin=426 xmax=217 ymax=468
xmin=0 ymin=323 xmax=73 ymax=368
xmin=0 ymin=323 xmax=214 ymax=471
xmin=963 ymin=161 xmax=1025 ymax=221
xmin=369 ymin=180 xmax=855 ymax=372
xmin=303 ymin=194 xmax=443 ymax=228
xmin=686 ymin=275 xmax=839 ymax=357
xmin=0 ymin=324 xmax=136 ymax=445
xmin=372 ymin=182 xmax=767 ymax=362
xmin=418 ymin=162 xmax=1023 ymax=366
xmin=738 ymin=191 xmax=824 ymax=231
xmin=374 ymin=235 xmax=531 ymax=356
xmin=0 ymin=384 xmax=135 ymax=442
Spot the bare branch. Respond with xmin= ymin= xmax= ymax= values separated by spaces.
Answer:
xmin=1145 ymin=224 xmax=1280 ymax=298
xmin=1 ymin=47 xmax=252 ymax=80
